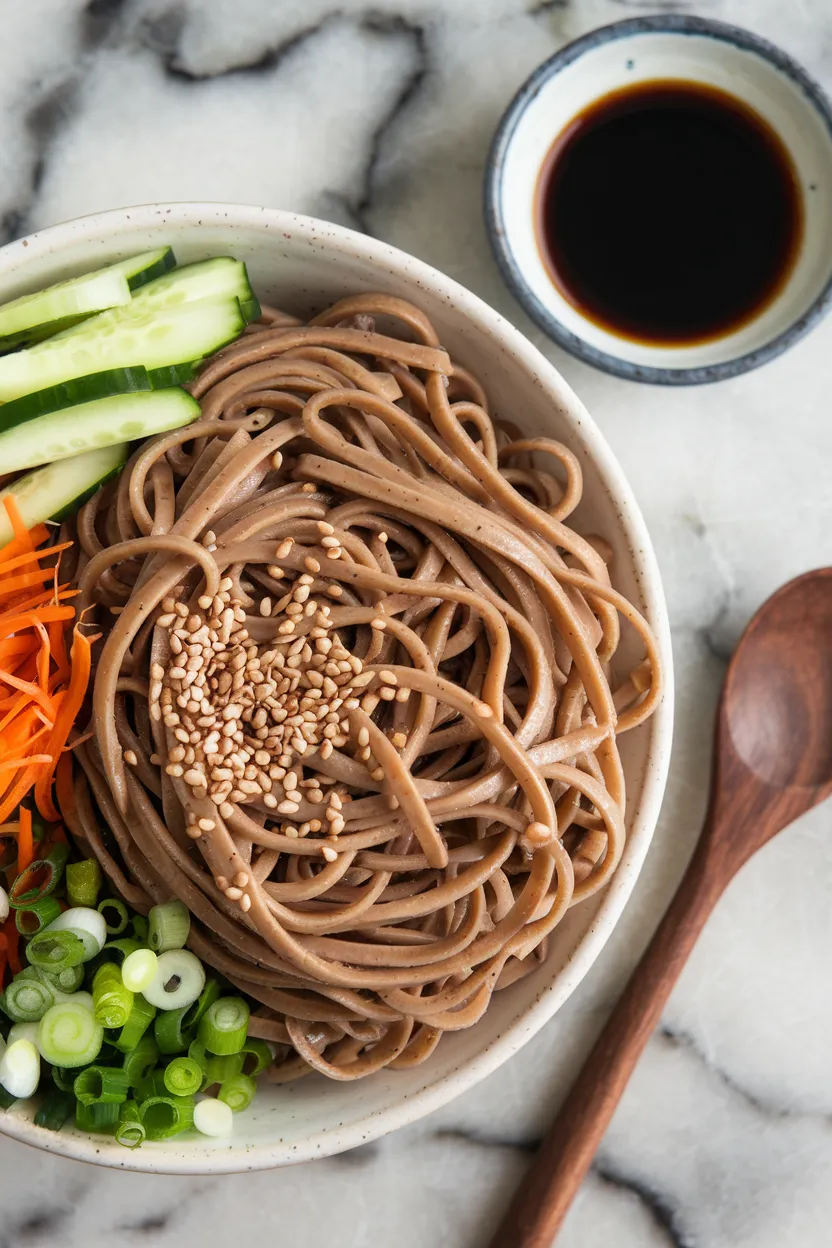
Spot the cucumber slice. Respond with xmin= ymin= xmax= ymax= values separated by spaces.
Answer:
xmin=0 ymin=269 xmax=132 ymax=352
xmin=105 ymin=247 xmax=176 ymax=291
xmin=0 ymin=389 xmax=199 ymax=474
xmin=0 ymin=363 xmax=202 ymax=434
xmin=51 ymin=258 xmax=257 ymax=345
xmin=0 ymin=444 xmax=128 ymax=548
xmin=0 ymin=297 xmax=244 ymax=402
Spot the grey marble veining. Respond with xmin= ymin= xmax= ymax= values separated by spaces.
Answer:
xmin=2 ymin=0 xmax=832 ymax=1244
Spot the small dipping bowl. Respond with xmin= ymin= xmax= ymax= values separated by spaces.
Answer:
xmin=485 ymin=15 xmax=832 ymax=384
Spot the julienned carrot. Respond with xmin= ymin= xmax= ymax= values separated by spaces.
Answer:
xmin=34 ymin=627 xmax=97 ymax=821
xmin=16 ymin=805 xmax=33 ymax=873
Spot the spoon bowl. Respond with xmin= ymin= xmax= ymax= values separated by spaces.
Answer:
xmin=724 ymin=567 xmax=832 ymax=791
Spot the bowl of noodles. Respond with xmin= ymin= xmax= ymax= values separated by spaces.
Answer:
xmin=0 ymin=203 xmax=672 ymax=1171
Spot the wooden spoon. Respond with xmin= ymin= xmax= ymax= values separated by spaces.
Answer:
xmin=489 ymin=567 xmax=832 ymax=1248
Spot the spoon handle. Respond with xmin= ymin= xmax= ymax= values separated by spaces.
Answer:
xmin=487 ymin=838 xmax=725 ymax=1248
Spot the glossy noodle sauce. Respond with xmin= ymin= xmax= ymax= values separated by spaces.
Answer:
xmin=535 ymin=80 xmax=803 ymax=345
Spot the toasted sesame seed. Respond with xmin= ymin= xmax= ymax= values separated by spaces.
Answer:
xmin=216 ymin=876 xmax=229 ymax=891
xmin=123 ymin=749 xmax=138 ymax=766
xmin=305 ymin=556 xmax=321 ymax=574
xmin=225 ymin=886 xmax=243 ymax=900
xmin=321 ymin=846 xmax=338 ymax=862
xmin=370 ymin=618 xmax=386 ymax=630
xmin=233 ymin=872 xmax=250 ymax=887
xmin=378 ymin=670 xmax=397 ymax=686
xmin=240 ymin=894 xmax=252 ymax=912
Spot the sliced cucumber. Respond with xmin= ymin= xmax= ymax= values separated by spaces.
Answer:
xmin=0 ymin=269 xmax=132 ymax=352
xmin=0 ymin=363 xmax=201 ymax=434
xmin=0 ymin=389 xmax=199 ymax=474
xmin=0 ymin=444 xmax=128 ymax=548
xmin=105 ymin=247 xmax=176 ymax=291
xmin=52 ymin=258 xmax=258 ymax=344
xmin=0 ymin=297 xmax=244 ymax=402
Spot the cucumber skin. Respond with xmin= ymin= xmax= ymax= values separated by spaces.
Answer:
xmin=0 ymin=363 xmax=200 ymax=434
xmin=50 ymin=460 xmax=126 ymax=523
xmin=123 ymin=247 xmax=176 ymax=290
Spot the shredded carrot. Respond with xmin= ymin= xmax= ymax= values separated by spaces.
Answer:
xmin=16 ymin=804 xmax=33 ymax=872
xmin=0 ymin=499 xmax=94 ymax=836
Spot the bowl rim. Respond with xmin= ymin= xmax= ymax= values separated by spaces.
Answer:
xmin=483 ymin=14 xmax=832 ymax=386
xmin=0 ymin=202 xmax=673 ymax=1172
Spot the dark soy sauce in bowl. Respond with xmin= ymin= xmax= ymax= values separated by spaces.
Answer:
xmin=536 ymin=80 xmax=804 ymax=345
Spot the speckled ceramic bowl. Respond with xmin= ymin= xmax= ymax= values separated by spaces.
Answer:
xmin=0 ymin=203 xmax=672 ymax=1172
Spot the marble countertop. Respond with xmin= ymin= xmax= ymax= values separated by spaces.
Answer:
xmin=2 ymin=0 xmax=832 ymax=1244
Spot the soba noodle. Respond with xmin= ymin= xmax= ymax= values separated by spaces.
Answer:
xmin=61 ymin=293 xmax=662 ymax=1081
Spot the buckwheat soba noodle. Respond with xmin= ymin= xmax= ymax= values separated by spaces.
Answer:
xmin=61 ymin=293 xmax=662 ymax=1082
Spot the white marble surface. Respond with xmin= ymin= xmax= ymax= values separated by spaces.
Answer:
xmin=1 ymin=0 xmax=832 ymax=1244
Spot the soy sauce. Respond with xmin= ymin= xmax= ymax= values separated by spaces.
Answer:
xmin=536 ymin=80 xmax=803 ymax=345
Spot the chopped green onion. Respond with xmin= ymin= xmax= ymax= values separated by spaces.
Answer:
xmin=130 ymin=915 xmax=149 ymax=944
xmin=75 ymin=1099 xmax=119 ymax=1133
xmin=148 ymin=900 xmax=190 ymax=953
xmin=26 ymin=929 xmax=86 ymax=972
xmin=67 ymin=991 xmax=95 ymax=1014
xmin=218 ymin=1073 xmax=256 ymax=1113
xmin=181 ymin=976 xmax=221 ymax=1030
xmin=65 ymin=858 xmax=102 ymax=908
xmin=0 ymin=1038 xmax=40 ymax=1098
xmin=122 ymin=1033 xmax=159 ymax=1088
xmin=189 ymin=1040 xmax=244 ymax=1086
xmin=34 ymin=1093 xmax=74 ymax=1133
xmin=194 ymin=1097 xmax=233 ymax=1137
xmin=0 ymin=1085 xmax=17 ymax=1110
xmin=9 ymin=845 xmax=69 ymax=907
xmin=163 ymin=1056 xmax=203 ymax=1097
xmin=139 ymin=1094 xmax=194 ymax=1141
xmin=8 ymin=1021 xmax=40 ymax=1048
xmin=142 ymin=949 xmax=205 ymax=1011
xmin=198 ymin=997 xmax=249 ymax=1055
xmin=97 ymin=897 xmax=129 ymax=936
xmin=15 ymin=896 xmax=62 ymax=935
xmin=113 ymin=995 xmax=156 ymax=1053
xmin=121 ymin=949 xmax=157 ymax=994
xmin=101 ymin=938 xmax=142 ymax=965
xmin=2 ymin=973 xmax=54 ymax=1022
xmin=49 ymin=1065 xmax=77 ymax=1092
xmin=43 ymin=907 xmax=107 ymax=960
xmin=241 ymin=1036 xmax=273 ymax=1077
xmin=115 ymin=1100 xmax=146 ymax=1149
xmin=154 ymin=1006 xmax=194 ymax=1055
xmin=43 ymin=964 xmax=85 ymax=995
xmin=92 ymin=963 xmax=134 ymax=1029
xmin=135 ymin=1070 xmax=169 ymax=1102
xmin=38 ymin=1000 xmax=104 ymax=1068
xmin=73 ymin=1064 xmax=130 ymax=1106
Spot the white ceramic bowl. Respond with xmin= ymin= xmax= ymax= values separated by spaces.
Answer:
xmin=0 ymin=203 xmax=672 ymax=1172
xmin=486 ymin=16 xmax=832 ymax=384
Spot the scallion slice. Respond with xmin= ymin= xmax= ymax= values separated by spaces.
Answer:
xmin=193 ymin=1096 xmax=233 ymax=1138
xmin=97 ymin=897 xmax=129 ymax=936
xmin=154 ymin=1006 xmax=194 ymax=1056
xmin=73 ymin=1064 xmax=130 ymax=1106
xmin=115 ymin=1100 xmax=146 ymax=1149
xmin=34 ymin=1087 xmax=75 ymax=1131
xmin=9 ymin=844 xmax=69 ymax=907
xmin=0 ymin=1038 xmax=40 ymax=1098
xmin=181 ymin=976 xmax=221 ymax=1030
xmin=92 ymin=963 xmax=134 ymax=1029
xmin=44 ymin=964 xmax=85 ymax=995
xmin=148 ymin=900 xmax=190 ymax=953
xmin=142 ymin=950 xmax=205 ymax=1011
xmin=2 ymin=972 xmax=54 ymax=1022
xmin=50 ymin=1065 xmax=77 ymax=1092
xmin=113 ymin=995 xmax=157 ymax=1053
xmin=240 ymin=1036 xmax=273 ymax=1077
xmin=26 ymin=929 xmax=86 ymax=973
xmin=75 ymin=1099 xmax=119 ymax=1133
xmin=14 ymin=896 xmax=62 ymax=935
xmin=121 ymin=949 xmax=157 ymax=994
xmin=43 ymin=907 xmax=107 ymax=960
xmin=0 ymin=1086 xmax=16 ymax=1110
xmin=198 ymin=997 xmax=249 ymax=1056
xmin=217 ymin=1073 xmax=256 ymax=1113
xmin=65 ymin=858 xmax=102 ymax=908
xmin=101 ymin=938 xmax=142 ymax=966
xmin=163 ymin=1056 xmax=203 ymax=1097
xmin=122 ymin=1033 xmax=159 ymax=1088
xmin=139 ymin=1094 xmax=194 ymax=1141
xmin=130 ymin=915 xmax=149 ymax=944
xmin=38 ymin=1000 xmax=104 ymax=1068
